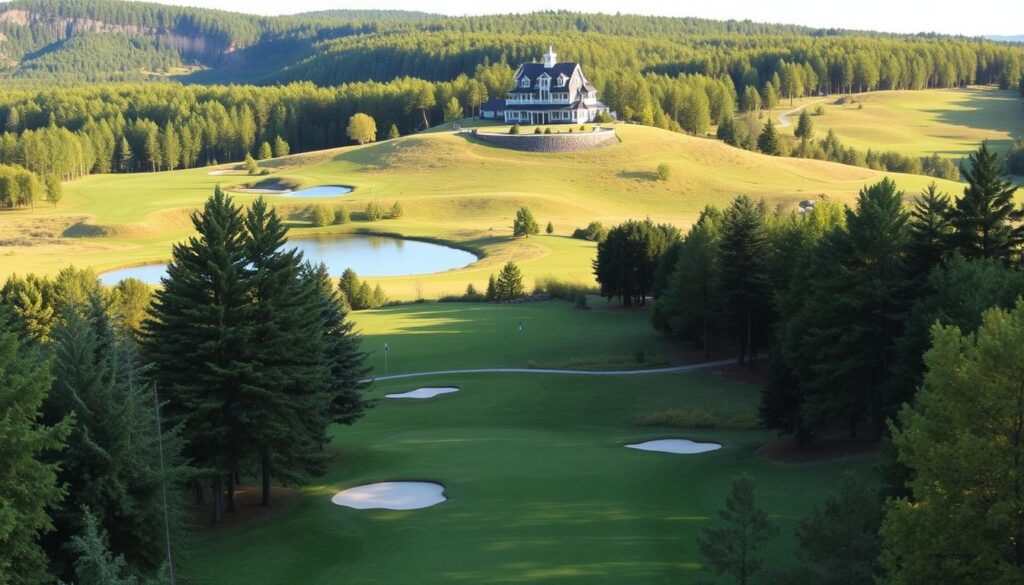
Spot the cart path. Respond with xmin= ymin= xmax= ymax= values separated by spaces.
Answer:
xmin=364 ymin=357 xmax=742 ymax=383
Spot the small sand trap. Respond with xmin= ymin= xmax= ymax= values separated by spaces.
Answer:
xmin=208 ymin=168 xmax=242 ymax=175
xmin=626 ymin=439 xmax=722 ymax=454
xmin=385 ymin=387 xmax=459 ymax=399
xmin=331 ymin=482 xmax=446 ymax=510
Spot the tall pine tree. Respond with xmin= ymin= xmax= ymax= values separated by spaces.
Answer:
xmin=948 ymin=142 xmax=1021 ymax=262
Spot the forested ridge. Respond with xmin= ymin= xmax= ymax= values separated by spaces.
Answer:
xmin=0 ymin=1 xmax=1022 ymax=203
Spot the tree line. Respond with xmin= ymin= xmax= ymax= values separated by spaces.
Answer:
xmin=593 ymin=142 xmax=1024 ymax=582
xmin=0 ymin=188 xmax=371 ymax=584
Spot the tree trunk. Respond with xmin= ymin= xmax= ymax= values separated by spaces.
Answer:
xmin=226 ymin=471 xmax=236 ymax=513
xmin=261 ymin=452 xmax=272 ymax=507
xmin=211 ymin=476 xmax=223 ymax=525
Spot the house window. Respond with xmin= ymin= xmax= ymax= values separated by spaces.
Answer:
xmin=521 ymin=77 xmax=530 ymax=88
xmin=558 ymin=76 xmax=567 ymax=87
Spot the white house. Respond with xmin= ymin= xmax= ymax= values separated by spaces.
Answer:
xmin=480 ymin=45 xmax=610 ymax=125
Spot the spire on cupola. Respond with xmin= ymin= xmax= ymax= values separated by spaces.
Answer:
xmin=544 ymin=43 xmax=557 ymax=68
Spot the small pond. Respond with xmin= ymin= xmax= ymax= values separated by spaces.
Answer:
xmin=281 ymin=185 xmax=354 ymax=198
xmin=98 ymin=234 xmax=477 ymax=285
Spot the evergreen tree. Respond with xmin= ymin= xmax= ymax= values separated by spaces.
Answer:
xmin=257 ymin=141 xmax=273 ymax=160
xmin=794 ymin=109 xmax=814 ymax=140
xmin=757 ymin=119 xmax=781 ymax=155
xmin=777 ymin=475 xmax=882 ymax=584
xmin=272 ymin=136 xmax=290 ymax=158
xmin=495 ymin=262 xmax=525 ymax=301
xmin=594 ymin=219 xmax=680 ymax=306
xmin=717 ymin=195 xmax=771 ymax=366
xmin=142 ymin=186 xmax=253 ymax=524
xmin=0 ymin=332 xmax=70 ymax=585
xmin=948 ymin=142 xmax=1022 ymax=262
xmin=244 ymin=153 xmax=259 ymax=175
xmin=904 ymin=182 xmax=953 ymax=282
xmin=118 ymin=137 xmax=134 ymax=173
xmin=387 ymin=124 xmax=400 ymax=140
xmin=485 ymin=274 xmax=497 ymax=302
xmin=882 ymin=301 xmax=1024 ymax=584
xmin=243 ymin=197 xmax=328 ymax=506
xmin=697 ymin=475 xmax=777 ymax=585
xmin=781 ymin=178 xmax=909 ymax=438
xmin=303 ymin=263 xmax=370 ymax=430
xmin=545 ymin=220 xmax=554 ymax=234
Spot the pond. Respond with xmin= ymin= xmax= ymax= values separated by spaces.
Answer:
xmin=98 ymin=234 xmax=477 ymax=285
xmin=281 ymin=185 xmax=353 ymax=198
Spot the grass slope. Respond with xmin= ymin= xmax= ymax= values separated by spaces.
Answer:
xmin=788 ymin=87 xmax=1024 ymax=159
xmin=1 ymin=121 xmax=966 ymax=297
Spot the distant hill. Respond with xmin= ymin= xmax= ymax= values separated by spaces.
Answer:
xmin=988 ymin=35 xmax=1024 ymax=43
xmin=1 ymin=0 xmax=1023 ymax=88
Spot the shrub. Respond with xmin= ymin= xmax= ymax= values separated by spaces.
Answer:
xmin=509 ymin=124 xmax=521 ymax=135
xmin=312 ymin=205 xmax=333 ymax=227
xmin=544 ymin=128 xmax=552 ymax=134
xmin=656 ymin=163 xmax=671 ymax=181
xmin=512 ymin=207 xmax=539 ymax=237
xmin=813 ymin=105 xmax=826 ymax=115
xmin=244 ymin=153 xmax=259 ymax=175
xmin=580 ymin=125 xmax=586 ymax=131
xmin=390 ymin=201 xmax=404 ymax=219
xmin=571 ymin=221 xmax=608 ymax=242
xmin=574 ymin=293 xmax=589 ymax=310
xmin=533 ymin=276 xmax=599 ymax=300
xmin=333 ymin=206 xmax=350 ymax=224
xmin=545 ymin=221 xmax=554 ymax=234
xmin=364 ymin=201 xmax=384 ymax=221
xmin=466 ymin=282 xmax=478 ymax=296
xmin=534 ymin=127 xmax=542 ymax=134
xmin=1007 ymin=139 xmax=1024 ymax=175
xmin=595 ymin=111 xmax=613 ymax=124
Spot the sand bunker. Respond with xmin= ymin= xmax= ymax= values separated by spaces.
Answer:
xmin=331 ymin=482 xmax=446 ymax=510
xmin=208 ymin=168 xmax=243 ymax=175
xmin=626 ymin=439 xmax=722 ymax=454
xmin=385 ymin=387 xmax=459 ymax=399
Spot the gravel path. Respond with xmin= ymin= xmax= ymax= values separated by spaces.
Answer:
xmin=777 ymin=99 xmax=828 ymax=128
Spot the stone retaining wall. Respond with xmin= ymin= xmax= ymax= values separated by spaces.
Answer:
xmin=466 ymin=128 xmax=618 ymax=153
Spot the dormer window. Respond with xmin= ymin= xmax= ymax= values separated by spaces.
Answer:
xmin=520 ymin=77 xmax=530 ymax=88
xmin=557 ymin=74 xmax=567 ymax=87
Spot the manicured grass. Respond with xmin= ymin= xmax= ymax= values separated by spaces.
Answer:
xmin=789 ymin=87 xmax=1024 ymax=159
xmin=352 ymin=299 xmax=704 ymax=375
xmin=1 ymin=120 xmax=966 ymax=297
xmin=183 ymin=371 xmax=876 ymax=585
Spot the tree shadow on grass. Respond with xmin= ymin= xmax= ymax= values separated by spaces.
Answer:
xmin=922 ymin=88 xmax=1024 ymax=154
xmin=616 ymin=170 xmax=660 ymax=181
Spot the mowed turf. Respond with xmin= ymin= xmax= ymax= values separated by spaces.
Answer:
xmin=351 ymin=299 xmax=709 ymax=374
xmin=180 ymin=301 xmax=878 ymax=584
xmin=183 ymin=371 xmax=876 ymax=585
xmin=789 ymin=86 xmax=1024 ymax=159
xmin=1 ymin=120 xmax=966 ymax=298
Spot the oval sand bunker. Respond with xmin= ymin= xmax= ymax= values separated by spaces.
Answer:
xmin=385 ymin=387 xmax=459 ymax=399
xmin=332 ymin=482 xmax=446 ymax=510
xmin=626 ymin=439 xmax=722 ymax=455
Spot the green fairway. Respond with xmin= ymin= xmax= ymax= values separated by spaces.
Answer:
xmin=183 ymin=370 xmax=875 ymax=584
xmin=1 ymin=121 xmax=966 ymax=298
xmin=352 ymin=299 xmax=709 ymax=375
xmin=790 ymin=87 xmax=1024 ymax=159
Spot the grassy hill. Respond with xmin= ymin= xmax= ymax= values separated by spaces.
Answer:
xmin=0 ymin=123 xmax=964 ymax=299
xmin=785 ymin=87 xmax=1024 ymax=159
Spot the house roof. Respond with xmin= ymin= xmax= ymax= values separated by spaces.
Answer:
xmin=509 ymin=62 xmax=581 ymax=93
